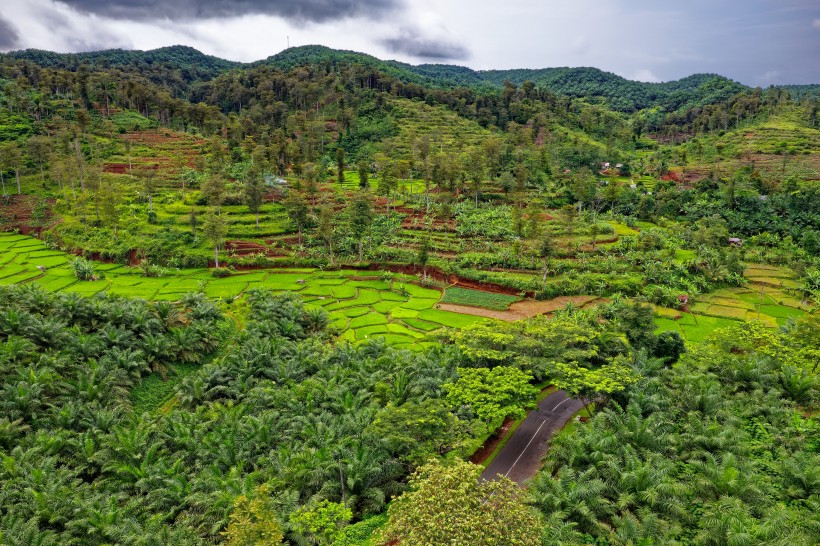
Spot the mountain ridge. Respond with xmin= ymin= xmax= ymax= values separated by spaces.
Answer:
xmin=3 ymin=44 xmax=818 ymax=112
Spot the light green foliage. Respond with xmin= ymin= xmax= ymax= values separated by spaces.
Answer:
xmin=289 ymin=500 xmax=352 ymax=546
xmin=444 ymin=366 xmax=538 ymax=424
xmin=551 ymin=358 xmax=639 ymax=415
xmin=449 ymin=314 xmax=624 ymax=381
xmin=380 ymin=459 xmax=541 ymax=546
xmin=365 ymin=399 xmax=470 ymax=462
xmin=223 ymin=486 xmax=284 ymax=546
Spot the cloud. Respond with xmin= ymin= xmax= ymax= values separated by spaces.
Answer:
xmin=0 ymin=15 xmax=20 ymax=50
xmin=813 ymin=18 xmax=820 ymax=29
xmin=631 ymin=68 xmax=661 ymax=83
xmin=379 ymin=26 xmax=469 ymax=60
xmin=57 ymin=0 xmax=404 ymax=24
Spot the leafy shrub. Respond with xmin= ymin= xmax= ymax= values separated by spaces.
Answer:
xmin=211 ymin=267 xmax=232 ymax=278
xmin=139 ymin=259 xmax=167 ymax=278
xmin=71 ymin=257 xmax=96 ymax=280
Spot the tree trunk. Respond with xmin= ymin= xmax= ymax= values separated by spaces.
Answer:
xmin=15 ymin=168 xmax=20 ymax=194
xmin=255 ymin=210 xmax=259 ymax=229
xmin=214 ymin=246 xmax=219 ymax=268
xmin=358 ymin=239 xmax=364 ymax=262
xmin=1 ymin=172 xmax=5 ymax=195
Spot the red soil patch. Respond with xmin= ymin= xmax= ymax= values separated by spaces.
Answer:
xmin=436 ymin=295 xmax=604 ymax=322
xmin=225 ymin=240 xmax=288 ymax=258
xmin=470 ymin=417 xmax=515 ymax=465
xmin=0 ymin=195 xmax=56 ymax=235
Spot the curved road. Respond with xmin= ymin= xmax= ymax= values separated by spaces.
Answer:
xmin=481 ymin=390 xmax=583 ymax=484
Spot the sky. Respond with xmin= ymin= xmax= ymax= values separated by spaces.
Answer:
xmin=0 ymin=0 xmax=818 ymax=86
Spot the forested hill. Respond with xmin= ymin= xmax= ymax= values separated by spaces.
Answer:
xmin=0 ymin=43 xmax=787 ymax=113
xmin=3 ymin=45 xmax=241 ymax=84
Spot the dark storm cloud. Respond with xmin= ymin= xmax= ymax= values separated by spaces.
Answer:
xmin=380 ymin=27 xmax=469 ymax=60
xmin=57 ymin=0 xmax=403 ymax=24
xmin=0 ymin=15 xmax=20 ymax=50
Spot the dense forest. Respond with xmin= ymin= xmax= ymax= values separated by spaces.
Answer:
xmin=0 ymin=44 xmax=818 ymax=545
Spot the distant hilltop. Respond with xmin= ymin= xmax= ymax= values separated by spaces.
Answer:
xmin=3 ymin=44 xmax=819 ymax=112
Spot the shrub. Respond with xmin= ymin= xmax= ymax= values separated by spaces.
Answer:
xmin=139 ymin=259 xmax=167 ymax=278
xmin=212 ymin=267 xmax=232 ymax=278
xmin=71 ymin=257 xmax=96 ymax=280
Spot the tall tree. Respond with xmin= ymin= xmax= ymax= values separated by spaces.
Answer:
xmin=243 ymin=170 xmax=265 ymax=229
xmin=201 ymin=173 xmax=226 ymax=213
xmin=317 ymin=205 xmax=335 ymax=264
xmin=347 ymin=191 xmax=373 ymax=262
xmin=26 ymin=136 xmax=52 ymax=186
xmin=283 ymin=191 xmax=309 ymax=245
xmin=357 ymin=159 xmax=369 ymax=190
xmin=336 ymin=147 xmax=345 ymax=185
xmin=203 ymin=210 xmax=228 ymax=268
xmin=0 ymin=142 xmax=23 ymax=195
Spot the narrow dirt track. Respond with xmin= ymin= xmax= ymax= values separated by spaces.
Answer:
xmin=481 ymin=390 xmax=583 ymax=485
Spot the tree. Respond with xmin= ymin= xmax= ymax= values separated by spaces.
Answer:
xmin=539 ymin=232 xmax=556 ymax=286
xmin=357 ymin=159 xmax=369 ymax=189
xmin=380 ymin=459 xmax=540 ymax=546
xmin=336 ymin=147 xmax=345 ymax=185
xmin=0 ymin=142 xmax=23 ymax=195
xmin=99 ymin=182 xmax=121 ymax=239
xmin=571 ymin=169 xmax=597 ymax=210
xmin=201 ymin=173 xmax=227 ymax=213
xmin=347 ymin=192 xmax=373 ymax=262
xmin=365 ymin=399 xmax=468 ymax=463
xmin=26 ymin=136 xmax=52 ymax=186
xmin=134 ymin=165 xmax=158 ymax=213
xmin=203 ymin=210 xmax=228 ymax=268
xmin=559 ymin=204 xmax=577 ymax=252
xmin=243 ymin=171 xmax=265 ymax=229
xmin=222 ymin=486 xmax=283 ymax=546
xmin=316 ymin=205 xmax=335 ymax=264
xmin=189 ymin=206 xmax=199 ymax=237
xmin=288 ymin=500 xmax=351 ymax=546
xmin=444 ymin=366 xmax=538 ymax=425
xmin=283 ymin=192 xmax=309 ymax=245
xmin=551 ymin=358 xmax=639 ymax=416
xmin=417 ymin=236 xmax=430 ymax=280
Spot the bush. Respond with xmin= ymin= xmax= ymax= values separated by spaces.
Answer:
xmin=139 ymin=259 xmax=167 ymax=278
xmin=71 ymin=257 xmax=96 ymax=280
xmin=211 ymin=267 xmax=232 ymax=278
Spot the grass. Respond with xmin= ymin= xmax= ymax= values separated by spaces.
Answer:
xmin=130 ymin=362 xmax=200 ymax=414
xmin=441 ymin=287 xmax=521 ymax=310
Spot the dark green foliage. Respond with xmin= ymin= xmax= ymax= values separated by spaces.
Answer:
xmin=0 ymin=287 xmax=487 ymax=543
xmin=532 ymin=325 xmax=820 ymax=544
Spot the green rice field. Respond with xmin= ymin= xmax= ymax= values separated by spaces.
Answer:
xmin=0 ymin=232 xmax=486 ymax=350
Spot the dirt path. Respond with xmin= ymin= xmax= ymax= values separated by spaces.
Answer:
xmin=437 ymin=295 xmax=601 ymax=322
xmin=482 ymin=390 xmax=583 ymax=485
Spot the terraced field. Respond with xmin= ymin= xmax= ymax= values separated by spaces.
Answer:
xmin=654 ymin=263 xmax=811 ymax=341
xmin=0 ymin=232 xmax=486 ymax=349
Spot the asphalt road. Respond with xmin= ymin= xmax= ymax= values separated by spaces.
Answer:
xmin=481 ymin=390 xmax=584 ymax=484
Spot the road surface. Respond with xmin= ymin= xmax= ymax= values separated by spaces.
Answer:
xmin=481 ymin=390 xmax=583 ymax=484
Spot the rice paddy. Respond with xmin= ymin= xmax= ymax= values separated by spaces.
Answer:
xmin=0 ymin=232 xmax=486 ymax=349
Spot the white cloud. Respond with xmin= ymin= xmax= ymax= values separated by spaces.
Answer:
xmin=631 ymin=69 xmax=661 ymax=83
xmin=0 ymin=0 xmax=817 ymax=84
